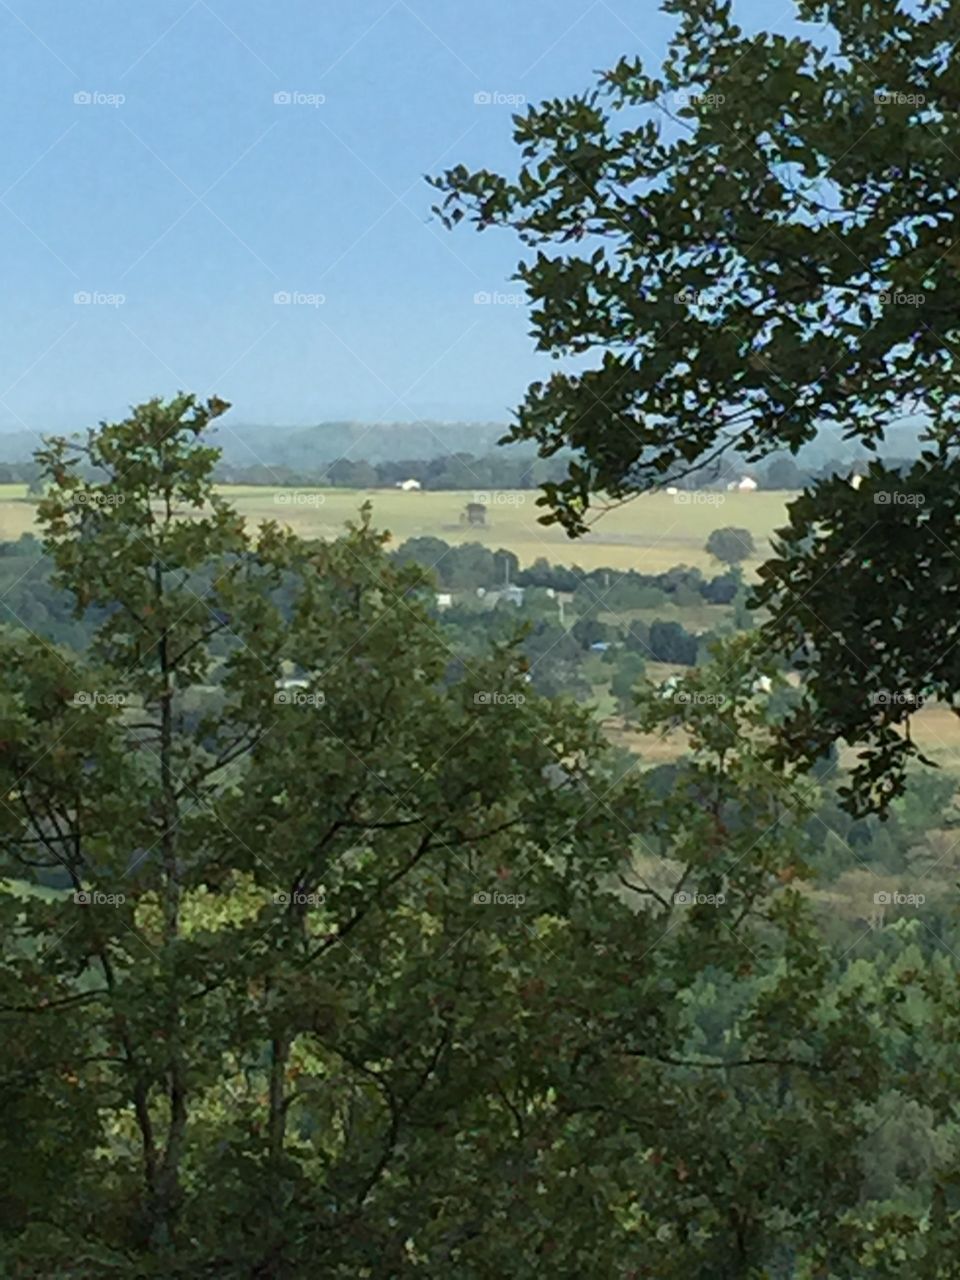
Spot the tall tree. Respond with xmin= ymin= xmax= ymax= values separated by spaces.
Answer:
xmin=432 ymin=0 xmax=960 ymax=535
xmin=1 ymin=396 xmax=937 ymax=1275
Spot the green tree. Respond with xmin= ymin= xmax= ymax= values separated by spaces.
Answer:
xmin=431 ymin=1 xmax=960 ymax=537
xmin=0 ymin=394 xmax=620 ymax=1272
xmin=609 ymin=651 xmax=646 ymax=717
xmin=705 ymin=526 xmax=755 ymax=566
xmin=7 ymin=396 xmax=960 ymax=1276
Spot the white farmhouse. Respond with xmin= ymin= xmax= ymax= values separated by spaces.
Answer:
xmin=397 ymin=478 xmax=422 ymax=491
xmin=737 ymin=476 xmax=759 ymax=492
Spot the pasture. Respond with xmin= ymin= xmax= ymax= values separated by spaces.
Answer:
xmin=0 ymin=484 xmax=796 ymax=574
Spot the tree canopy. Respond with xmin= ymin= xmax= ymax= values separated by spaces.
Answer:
xmin=432 ymin=0 xmax=960 ymax=535
xmin=5 ymin=395 xmax=956 ymax=1273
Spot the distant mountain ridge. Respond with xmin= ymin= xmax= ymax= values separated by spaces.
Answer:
xmin=0 ymin=420 xmax=522 ymax=466
xmin=0 ymin=417 xmax=928 ymax=468
xmin=210 ymin=421 xmax=525 ymax=467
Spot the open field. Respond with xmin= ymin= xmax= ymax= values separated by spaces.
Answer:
xmin=6 ymin=481 xmax=960 ymax=763
xmin=0 ymin=484 xmax=796 ymax=574
xmin=605 ymin=699 xmax=960 ymax=775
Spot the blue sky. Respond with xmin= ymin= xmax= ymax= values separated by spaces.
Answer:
xmin=0 ymin=0 xmax=792 ymax=434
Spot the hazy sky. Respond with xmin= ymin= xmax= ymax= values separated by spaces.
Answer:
xmin=0 ymin=0 xmax=793 ymax=434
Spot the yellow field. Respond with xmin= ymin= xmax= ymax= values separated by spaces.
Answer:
xmin=606 ymin=697 xmax=960 ymax=775
xmin=0 ymin=484 xmax=796 ymax=575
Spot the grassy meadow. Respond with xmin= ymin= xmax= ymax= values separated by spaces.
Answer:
xmin=6 ymin=480 xmax=957 ymax=763
xmin=0 ymin=483 xmax=795 ymax=574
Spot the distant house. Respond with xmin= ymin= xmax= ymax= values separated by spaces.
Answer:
xmin=590 ymin=641 xmax=612 ymax=653
xmin=484 ymin=585 xmax=525 ymax=608
xmin=737 ymin=476 xmax=759 ymax=492
xmin=666 ymin=486 xmax=679 ymax=495
xmin=435 ymin=592 xmax=453 ymax=610
xmin=397 ymin=478 xmax=422 ymax=491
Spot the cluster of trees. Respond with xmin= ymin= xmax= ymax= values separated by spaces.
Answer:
xmin=213 ymin=450 xmax=572 ymax=492
xmin=394 ymin=535 xmax=747 ymax=605
xmin=13 ymin=0 xmax=960 ymax=1266
xmin=5 ymin=396 xmax=960 ymax=1277
xmin=0 ymin=527 xmax=751 ymax=694
xmin=0 ymin=438 xmax=922 ymax=501
xmin=209 ymin=451 xmax=923 ymax=494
